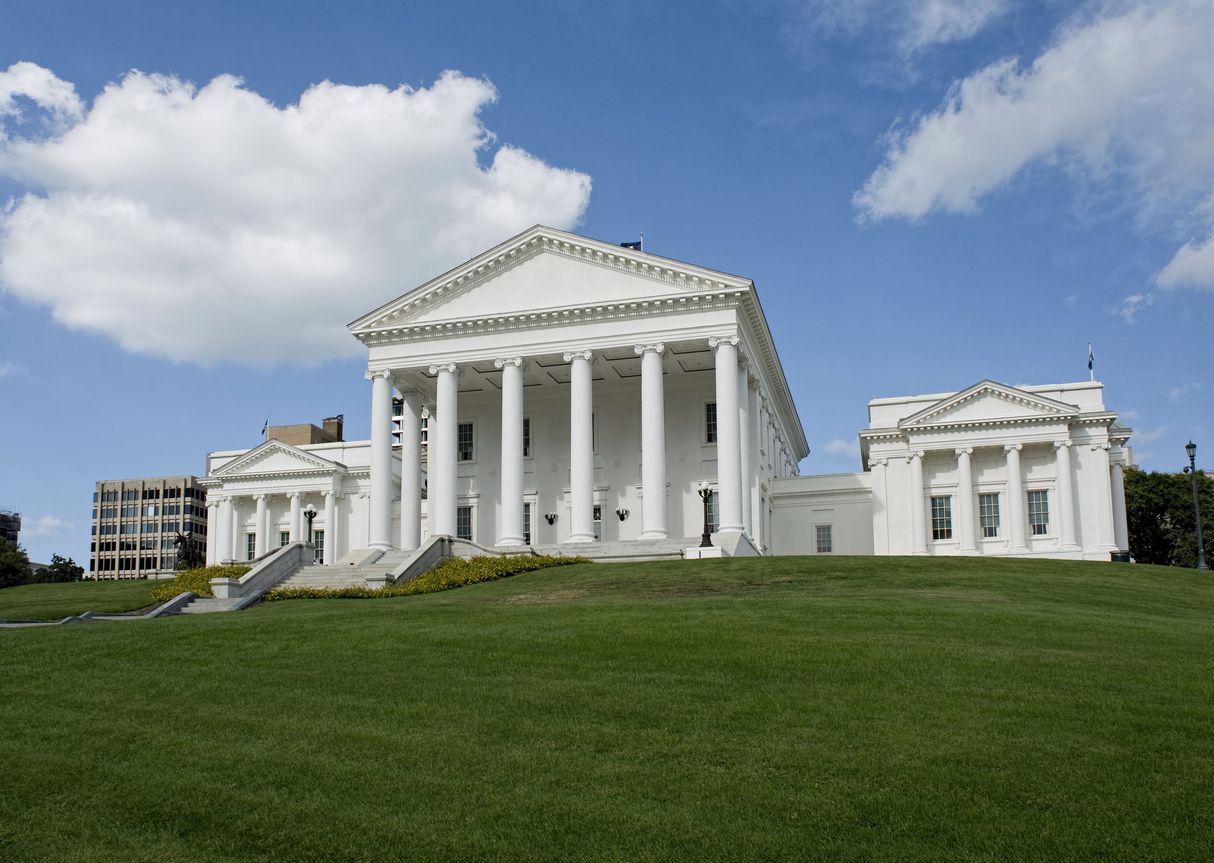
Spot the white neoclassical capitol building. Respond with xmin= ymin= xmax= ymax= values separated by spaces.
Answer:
xmin=201 ymin=226 xmax=1132 ymax=565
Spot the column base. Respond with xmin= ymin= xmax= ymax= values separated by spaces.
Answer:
xmin=1008 ymin=546 xmax=1029 ymax=554
xmin=1060 ymin=543 xmax=1081 ymax=552
xmin=912 ymin=550 xmax=929 ymax=556
xmin=717 ymin=525 xmax=744 ymax=536
xmin=958 ymin=546 xmax=978 ymax=555
xmin=566 ymin=533 xmax=595 ymax=544
xmin=640 ymin=530 xmax=668 ymax=540
xmin=369 ymin=542 xmax=392 ymax=551
xmin=496 ymin=536 xmax=525 ymax=547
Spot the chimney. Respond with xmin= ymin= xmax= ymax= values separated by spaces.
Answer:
xmin=322 ymin=415 xmax=344 ymax=442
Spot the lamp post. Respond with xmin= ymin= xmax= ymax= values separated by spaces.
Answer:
xmin=303 ymin=503 xmax=317 ymax=545
xmin=697 ymin=481 xmax=714 ymax=548
xmin=1184 ymin=441 xmax=1208 ymax=571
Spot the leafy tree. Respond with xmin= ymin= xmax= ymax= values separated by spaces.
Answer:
xmin=0 ymin=538 xmax=33 ymax=589
xmin=1124 ymin=466 xmax=1214 ymax=567
xmin=36 ymin=554 xmax=85 ymax=584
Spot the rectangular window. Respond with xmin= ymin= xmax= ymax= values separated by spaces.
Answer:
xmin=280 ymin=531 xmax=290 ymax=547
xmin=705 ymin=402 xmax=718 ymax=444
xmin=1028 ymin=490 xmax=1050 ymax=536
xmin=979 ymin=493 xmax=1000 ymax=538
xmin=593 ymin=504 xmax=602 ymax=541
xmin=457 ymin=422 xmax=474 ymax=462
xmin=592 ymin=413 xmax=598 ymax=453
xmin=246 ymin=533 xmax=256 ymax=561
xmin=707 ymin=492 xmax=719 ymax=533
xmin=931 ymin=496 xmax=953 ymax=540
xmin=816 ymin=524 xmax=833 ymax=553
xmin=522 ymin=417 xmax=531 ymax=458
xmin=456 ymin=506 xmax=473 ymax=541
xmin=314 ymin=530 xmax=324 ymax=563
xmin=522 ymin=502 xmax=532 ymax=545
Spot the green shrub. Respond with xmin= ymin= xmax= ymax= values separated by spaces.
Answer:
xmin=264 ymin=554 xmax=590 ymax=602
xmin=149 ymin=565 xmax=251 ymax=603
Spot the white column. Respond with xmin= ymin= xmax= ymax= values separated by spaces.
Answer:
xmin=909 ymin=451 xmax=928 ymax=555
xmin=397 ymin=389 xmax=423 ymax=551
xmin=1006 ymin=444 xmax=1027 ymax=552
xmin=1111 ymin=455 xmax=1129 ymax=552
xmin=737 ymin=359 xmax=753 ymax=538
xmin=227 ymin=496 xmax=239 ymax=562
xmin=367 ymin=369 xmax=393 ymax=550
xmin=565 ymin=350 xmax=595 ymax=543
xmin=288 ymin=493 xmax=301 ymax=544
xmin=636 ymin=344 xmax=667 ymax=540
xmin=869 ymin=458 xmax=889 ymax=554
xmin=748 ymin=380 xmax=761 ymax=544
xmin=1055 ymin=440 xmax=1079 ymax=550
xmin=1093 ymin=443 xmax=1117 ymax=551
xmin=429 ymin=363 xmax=460 ymax=537
xmin=205 ymin=501 xmax=219 ymax=565
xmin=323 ymin=491 xmax=336 ymax=565
xmin=711 ymin=336 xmax=744 ymax=534
xmin=496 ymin=357 xmax=526 ymax=546
xmin=956 ymin=447 xmax=976 ymax=554
xmin=253 ymin=494 xmax=267 ymax=558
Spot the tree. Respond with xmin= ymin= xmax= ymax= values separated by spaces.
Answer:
xmin=1124 ymin=466 xmax=1214 ymax=567
xmin=0 ymin=538 xmax=33 ymax=589
xmin=36 ymin=554 xmax=84 ymax=584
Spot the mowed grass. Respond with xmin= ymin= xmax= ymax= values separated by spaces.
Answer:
xmin=2 ymin=556 xmax=1213 ymax=862
xmin=0 ymin=579 xmax=156 ymax=620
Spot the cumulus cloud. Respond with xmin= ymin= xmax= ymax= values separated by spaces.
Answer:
xmin=0 ymin=64 xmax=591 ymax=366
xmin=822 ymin=437 xmax=860 ymax=457
xmin=27 ymin=514 xmax=71 ymax=537
xmin=854 ymin=1 xmax=1214 ymax=291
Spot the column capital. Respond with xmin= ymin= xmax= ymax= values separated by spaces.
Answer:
xmin=954 ymin=447 xmax=973 ymax=457
xmin=868 ymin=456 xmax=887 ymax=469
xmin=428 ymin=362 xmax=459 ymax=376
xmin=562 ymin=349 xmax=593 ymax=363
xmin=633 ymin=343 xmax=665 ymax=355
xmin=1092 ymin=441 xmax=1112 ymax=452
xmin=493 ymin=356 xmax=525 ymax=369
xmin=907 ymin=450 xmax=924 ymax=462
xmin=708 ymin=334 xmax=740 ymax=350
xmin=253 ymin=494 xmax=266 ymax=502
xmin=1054 ymin=439 xmax=1073 ymax=449
xmin=1004 ymin=443 xmax=1023 ymax=453
xmin=287 ymin=491 xmax=300 ymax=500
xmin=364 ymin=368 xmax=392 ymax=381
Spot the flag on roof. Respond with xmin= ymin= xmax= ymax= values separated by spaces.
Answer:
xmin=620 ymin=240 xmax=642 ymax=251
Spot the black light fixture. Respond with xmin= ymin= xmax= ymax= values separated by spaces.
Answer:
xmin=303 ymin=503 xmax=317 ymax=545
xmin=616 ymin=507 xmax=629 ymax=521
xmin=1183 ymin=441 xmax=1208 ymax=571
xmin=697 ymin=481 xmax=714 ymax=549
xmin=545 ymin=512 xmax=558 ymax=526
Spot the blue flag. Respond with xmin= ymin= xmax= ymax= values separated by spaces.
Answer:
xmin=1087 ymin=344 xmax=1094 ymax=371
xmin=620 ymin=240 xmax=642 ymax=250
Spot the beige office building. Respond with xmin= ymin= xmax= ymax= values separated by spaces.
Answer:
xmin=90 ymin=475 xmax=209 ymax=579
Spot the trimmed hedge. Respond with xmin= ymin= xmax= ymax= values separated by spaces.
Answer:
xmin=264 ymin=554 xmax=591 ymax=602
xmin=149 ymin=565 xmax=251 ymax=603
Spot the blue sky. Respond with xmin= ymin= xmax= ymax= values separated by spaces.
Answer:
xmin=1 ymin=0 xmax=1210 ymax=566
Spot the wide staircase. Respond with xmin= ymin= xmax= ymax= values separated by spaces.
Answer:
xmin=274 ymin=549 xmax=414 ymax=591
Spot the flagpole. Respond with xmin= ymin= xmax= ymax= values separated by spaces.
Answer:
xmin=640 ymin=232 xmax=644 ymax=252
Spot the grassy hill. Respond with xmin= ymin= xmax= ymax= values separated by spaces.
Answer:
xmin=2 ymin=556 xmax=1212 ymax=862
xmin=0 ymin=579 xmax=156 ymax=620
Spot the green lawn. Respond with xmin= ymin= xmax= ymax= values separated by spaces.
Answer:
xmin=2 ymin=556 xmax=1212 ymax=862
xmin=0 ymin=579 xmax=157 ymax=620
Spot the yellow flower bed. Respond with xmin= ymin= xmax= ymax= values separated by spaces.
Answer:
xmin=149 ymin=565 xmax=251 ymax=603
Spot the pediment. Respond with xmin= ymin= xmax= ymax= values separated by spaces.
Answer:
xmin=349 ymin=225 xmax=751 ymax=334
xmin=212 ymin=440 xmax=345 ymax=478
xmin=901 ymin=381 xmax=1079 ymax=429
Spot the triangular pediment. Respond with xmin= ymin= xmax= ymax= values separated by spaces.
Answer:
xmin=901 ymin=381 xmax=1079 ymax=429
xmin=213 ymin=440 xmax=345 ymax=477
xmin=349 ymin=225 xmax=751 ymax=333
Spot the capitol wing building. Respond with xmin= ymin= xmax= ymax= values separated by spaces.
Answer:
xmin=201 ymin=226 xmax=1132 ymax=566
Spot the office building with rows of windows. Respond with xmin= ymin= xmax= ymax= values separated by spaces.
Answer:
xmin=90 ymin=476 xmax=209 ymax=579
xmin=197 ymin=226 xmax=1130 ymax=565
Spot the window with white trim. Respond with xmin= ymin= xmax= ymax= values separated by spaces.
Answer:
xmin=707 ymin=492 xmax=719 ymax=533
xmin=522 ymin=417 xmax=531 ymax=458
xmin=457 ymin=422 xmax=474 ymax=462
xmin=279 ymin=531 xmax=290 ymax=547
xmin=1028 ymin=490 xmax=1050 ymax=536
xmin=979 ymin=493 xmax=1000 ymax=538
xmin=815 ymin=524 xmax=832 ymax=553
xmin=931 ymin=496 xmax=953 ymax=540
xmin=705 ymin=402 xmax=718 ymax=444
xmin=314 ymin=530 xmax=324 ymax=563
xmin=593 ymin=505 xmax=602 ymax=541
xmin=522 ymin=502 xmax=532 ymax=545
xmin=246 ymin=533 xmax=256 ymax=560
xmin=457 ymin=505 xmax=473 ymax=541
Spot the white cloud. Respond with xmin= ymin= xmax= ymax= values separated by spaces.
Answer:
xmin=854 ymin=1 xmax=1214 ymax=292
xmin=1116 ymin=291 xmax=1153 ymax=323
xmin=0 ymin=60 xmax=82 ymax=136
xmin=787 ymin=0 xmax=1007 ymax=55
xmin=1168 ymin=381 xmax=1202 ymax=403
xmin=1133 ymin=425 xmax=1167 ymax=445
xmin=0 ymin=359 xmax=26 ymax=377
xmin=822 ymin=437 xmax=860 ymax=457
xmin=0 ymin=65 xmax=591 ymax=367
xmin=28 ymin=514 xmax=71 ymax=537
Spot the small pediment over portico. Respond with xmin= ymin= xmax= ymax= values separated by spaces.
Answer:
xmin=900 ymin=380 xmax=1079 ymax=430
xmin=211 ymin=439 xmax=347 ymax=480
xmin=348 ymin=225 xmax=752 ymax=337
